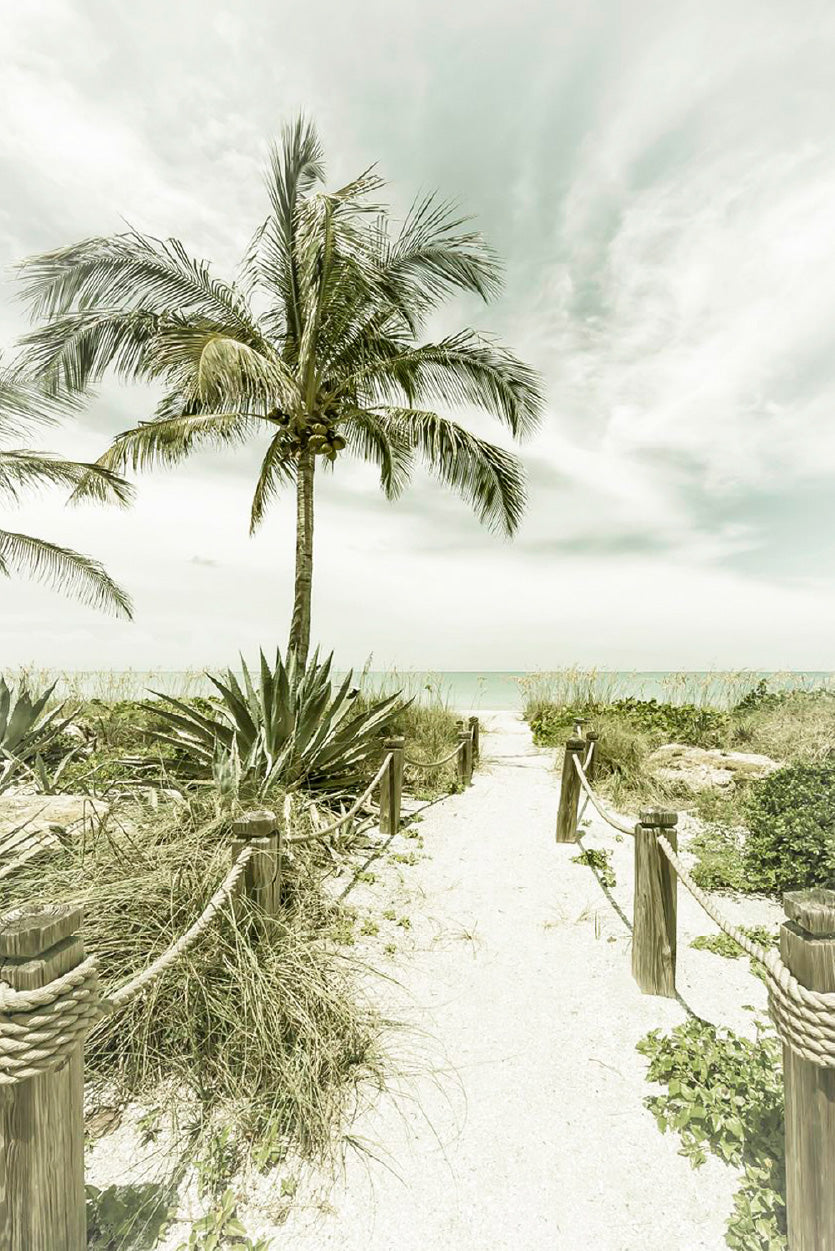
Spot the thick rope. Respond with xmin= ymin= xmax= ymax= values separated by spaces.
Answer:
xmin=572 ymin=753 xmax=636 ymax=837
xmin=655 ymin=834 xmax=835 ymax=1068
xmin=576 ymin=740 xmax=595 ymax=824
xmin=286 ymin=755 xmax=393 ymax=846
xmin=105 ymin=844 xmax=256 ymax=1010
xmin=404 ymin=744 xmax=462 ymax=769
xmin=0 ymin=957 xmax=103 ymax=1083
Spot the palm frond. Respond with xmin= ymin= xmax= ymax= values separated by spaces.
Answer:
xmin=374 ymin=194 xmax=503 ymax=331
xmin=0 ymin=529 xmax=133 ymax=617
xmin=344 ymin=330 xmax=544 ymax=439
xmin=143 ymin=318 xmax=298 ymax=412
xmin=0 ymin=449 xmax=133 ymax=506
xmin=18 ymin=231 xmax=260 ymax=339
xmin=341 ymin=409 xmax=414 ymax=500
xmin=0 ymin=360 xmax=75 ymax=438
xmin=383 ymin=408 xmax=527 ymax=535
xmin=247 ymin=116 xmax=326 ymax=340
xmin=18 ymin=308 xmax=161 ymax=395
xmin=71 ymin=409 xmax=259 ymax=495
xmin=249 ymin=431 xmax=298 ymax=533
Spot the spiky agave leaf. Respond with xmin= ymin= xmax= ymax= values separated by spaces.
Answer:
xmin=0 ymin=675 xmax=72 ymax=763
xmin=145 ymin=647 xmax=406 ymax=796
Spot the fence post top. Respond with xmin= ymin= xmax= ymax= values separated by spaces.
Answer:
xmin=0 ymin=903 xmax=83 ymax=958
xmin=565 ymin=737 xmax=585 ymax=752
xmin=383 ymin=735 xmax=405 ymax=748
xmin=232 ymin=810 xmax=277 ymax=838
xmin=585 ymin=730 xmax=599 ymax=741
xmin=784 ymin=888 xmax=835 ymax=937
xmin=639 ymin=808 xmax=678 ymax=829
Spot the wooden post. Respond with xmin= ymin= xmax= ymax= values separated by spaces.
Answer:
xmin=0 ymin=904 xmax=90 ymax=1251
xmin=463 ymin=729 xmax=474 ymax=785
xmin=379 ymin=737 xmax=404 ymax=835
xmin=468 ymin=715 xmax=480 ymax=765
xmin=455 ymin=732 xmax=469 ymax=789
xmin=231 ymin=810 xmax=280 ymax=918
xmin=555 ymin=737 xmax=584 ymax=843
xmin=780 ymin=887 xmax=835 ymax=1251
xmin=584 ymin=731 xmax=599 ymax=786
xmin=632 ymin=809 xmax=678 ymax=997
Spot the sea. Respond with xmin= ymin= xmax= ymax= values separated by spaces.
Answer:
xmin=23 ymin=668 xmax=835 ymax=711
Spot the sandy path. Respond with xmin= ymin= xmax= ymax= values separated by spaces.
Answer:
xmin=278 ymin=712 xmax=770 ymax=1250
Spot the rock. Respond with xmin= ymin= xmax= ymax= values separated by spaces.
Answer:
xmin=647 ymin=744 xmax=780 ymax=792
xmin=0 ymin=793 xmax=108 ymax=856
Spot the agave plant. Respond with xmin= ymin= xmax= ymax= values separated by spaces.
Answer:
xmin=0 ymin=675 xmax=74 ymax=790
xmin=148 ymin=648 xmax=403 ymax=796
xmin=0 ymin=675 xmax=71 ymax=760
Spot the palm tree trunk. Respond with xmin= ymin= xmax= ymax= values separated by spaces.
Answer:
xmin=288 ymin=446 xmax=315 ymax=667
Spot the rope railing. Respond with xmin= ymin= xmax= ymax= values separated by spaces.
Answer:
xmin=566 ymin=737 xmax=835 ymax=1063
xmin=575 ymin=739 xmax=595 ymax=824
xmin=285 ymin=753 xmax=393 ymax=846
xmin=654 ymin=834 xmax=835 ymax=1069
xmin=105 ymin=843 xmax=256 ymax=1010
xmin=558 ymin=718 xmax=835 ymax=1241
xmin=404 ymin=744 xmax=462 ymax=769
xmin=572 ymin=752 xmax=636 ymax=837
xmin=0 ymin=715 xmax=480 ymax=1243
xmin=0 ymin=955 xmax=102 ymax=1084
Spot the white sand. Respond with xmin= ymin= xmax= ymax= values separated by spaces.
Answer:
xmin=266 ymin=711 xmax=782 ymax=1251
xmin=88 ymin=710 xmax=783 ymax=1248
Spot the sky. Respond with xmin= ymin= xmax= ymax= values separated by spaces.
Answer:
xmin=2 ymin=0 xmax=835 ymax=674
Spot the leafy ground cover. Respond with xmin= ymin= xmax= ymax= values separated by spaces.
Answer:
xmin=637 ymin=1018 xmax=786 ymax=1250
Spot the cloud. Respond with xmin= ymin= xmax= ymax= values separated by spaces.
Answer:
xmin=2 ymin=0 xmax=835 ymax=669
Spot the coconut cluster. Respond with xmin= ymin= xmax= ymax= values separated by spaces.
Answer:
xmin=271 ymin=410 xmax=347 ymax=461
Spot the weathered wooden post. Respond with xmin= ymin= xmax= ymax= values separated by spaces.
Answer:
xmin=780 ymin=887 xmax=835 ymax=1250
xmin=0 ymin=903 xmax=95 ymax=1250
xmin=632 ymin=809 xmax=678 ymax=997
xmin=584 ymin=730 xmax=599 ymax=786
xmin=456 ymin=728 xmax=473 ymax=788
xmin=231 ymin=810 xmax=281 ymax=917
xmin=468 ymin=715 xmax=480 ymax=765
xmin=555 ymin=737 xmax=584 ymax=843
xmin=379 ymin=736 xmax=404 ymax=835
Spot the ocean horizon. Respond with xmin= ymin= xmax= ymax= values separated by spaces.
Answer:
xmin=10 ymin=667 xmax=835 ymax=711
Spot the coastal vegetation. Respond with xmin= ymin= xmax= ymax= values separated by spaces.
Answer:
xmin=0 ymin=656 xmax=463 ymax=1246
xmin=524 ymin=669 xmax=835 ymax=896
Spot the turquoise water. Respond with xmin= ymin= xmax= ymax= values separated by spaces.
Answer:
xmin=26 ymin=668 xmax=835 ymax=710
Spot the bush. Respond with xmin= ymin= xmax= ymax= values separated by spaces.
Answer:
xmin=528 ymin=698 xmax=728 ymax=750
xmin=742 ymin=762 xmax=835 ymax=894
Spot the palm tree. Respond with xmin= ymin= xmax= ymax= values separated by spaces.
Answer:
xmin=18 ymin=117 xmax=542 ymax=666
xmin=0 ymin=363 xmax=133 ymax=616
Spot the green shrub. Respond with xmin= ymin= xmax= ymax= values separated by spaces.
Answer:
xmin=690 ymin=824 xmax=748 ymax=892
xmin=742 ymin=763 xmax=835 ymax=894
xmin=571 ymin=846 xmax=615 ymax=888
xmin=637 ymin=1018 xmax=785 ymax=1249
xmin=528 ymin=698 xmax=728 ymax=750
xmin=606 ymin=697 xmax=729 ymax=746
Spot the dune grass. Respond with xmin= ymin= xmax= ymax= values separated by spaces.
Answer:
xmin=0 ymin=792 xmax=385 ymax=1161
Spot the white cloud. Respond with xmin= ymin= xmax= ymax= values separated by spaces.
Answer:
xmin=2 ymin=0 xmax=835 ymax=671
